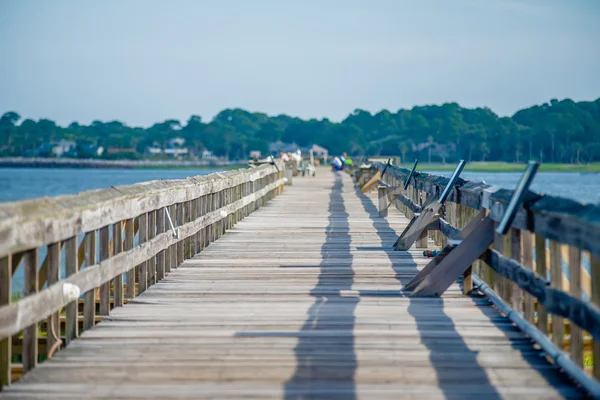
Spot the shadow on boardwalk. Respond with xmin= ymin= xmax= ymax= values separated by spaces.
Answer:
xmin=284 ymin=172 xmax=359 ymax=399
xmin=355 ymin=187 xmax=583 ymax=399
xmin=354 ymin=189 xmax=504 ymax=400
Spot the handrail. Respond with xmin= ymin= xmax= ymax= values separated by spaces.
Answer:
xmin=0 ymin=162 xmax=286 ymax=387
xmin=359 ymin=160 xmax=600 ymax=392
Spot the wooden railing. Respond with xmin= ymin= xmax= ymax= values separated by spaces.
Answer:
xmin=351 ymin=161 xmax=600 ymax=393
xmin=0 ymin=163 xmax=285 ymax=388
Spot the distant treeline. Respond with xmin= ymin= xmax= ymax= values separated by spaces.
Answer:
xmin=1 ymin=97 xmax=600 ymax=163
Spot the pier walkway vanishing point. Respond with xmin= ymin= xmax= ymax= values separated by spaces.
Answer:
xmin=0 ymin=164 xmax=596 ymax=399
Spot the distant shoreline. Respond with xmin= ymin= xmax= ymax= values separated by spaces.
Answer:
xmin=0 ymin=157 xmax=248 ymax=170
xmin=401 ymin=162 xmax=600 ymax=173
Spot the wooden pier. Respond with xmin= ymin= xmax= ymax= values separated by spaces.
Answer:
xmin=1 ymin=162 xmax=599 ymax=398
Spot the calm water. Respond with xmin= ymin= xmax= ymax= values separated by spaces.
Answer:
xmin=0 ymin=167 xmax=230 ymax=203
xmin=426 ymin=170 xmax=600 ymax=205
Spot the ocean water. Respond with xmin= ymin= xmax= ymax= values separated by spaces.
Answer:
xmin=425 ymin=170 xmax=600 ymax=205
xmin=0 ymin=167 xmax=231 ymax=203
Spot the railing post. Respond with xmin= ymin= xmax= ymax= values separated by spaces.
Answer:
xmin=137 ymin=213 xmax=148 ymax=294
xmin=550 ymin=240 xmax=564 ymax=349
xmin=99 ymin=226 xmax=110 ymax=315
xmin=83 ymin=233 xmax=95 ymax=331
xmin=522 ymin=231 xmax=535 ymax=324
xmin=169 ymin=204 xmax=177 ymax=269
xmin=378 ymin=186 xmax=389 ymax=218
xmin=0 ymin=255 xmax=11 ymax=388
xmin=23 ymin=249 xmax=38 ymax=373
xmin=568 ymin=246 xmax=583 ymax=367
xmin=112 ymin=222 xmax=124 ymax=308
xmin=124 ymin=219 xmax=135 ymax=299
xmin=535 ymin=234 xmax=549 ymax=334
xmin=157 ymin=207 xmax=165 ymax=281
xmin=177 ymin=203 xmax=184 ymax=266
xmin=65 ymin=236 xmax=78 ymax=344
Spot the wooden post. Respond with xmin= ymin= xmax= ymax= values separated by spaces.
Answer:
xmin=83 ymin=233 xmax=96 ymax=331
xmin=378 ymin=186 xmax=389 ymax=218
xmin=65 ymin=236 xmax=78 ymax=344
xmin=147 ymin=211 xmax=156 ymax=286
xmin=522 ymin=231 xmax=535 ymax=323
xmin=169 ymin=204 xmax=177 ymax=271
xmin=550 ymin=240 xmax=564 ymax=349
xmin=0 ymin=255 xmax=11 ymax=388
xmin=22 ymin=249 xmax=38 ymax=373
xmin=510 ymin=229 xmax=522 ymax=312
xmin=99 ymin=226 xmax=110 ymax=315
xmin=592 ymin=255 xmax=600 ymax=380
xmin=568 ymin=246 xmax=583 ymax=367
xmin=47 ymin=242 xmax=61 ymax=355
xmin=125 ymin=218 xmax=135 ymax=299
xmin=177 ymin=203 xmax=184 ymax=266
xmin=157 ymin=208 xmax=165 ymax=281
xmin=112 ymin=222 xmax=124 ymax=308
xmin=137 ymin=213 xmax=148 ymax=294
xmin=535 ymin=234 xmax=548 ymax=334
xmin=493 ymin=225 xmax=504 ymax=298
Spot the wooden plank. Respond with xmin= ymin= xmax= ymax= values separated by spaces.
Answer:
xmin=568 ymin=246 xmax=583 ymax=367
xmin=0 ymin=255 xmax=10 ymax=388
xmin=410 ymin=216 xmax=495 ymax=297
xmin=98 ymin=226 xmax=110 ymax=316
xmin=522 ymin=231 xmax=534 ymax=324
xmin=550 ymin=240 xmax=564 ymax=349
xmin=112 ymin=222 xmax=124 ymax=308
xmin=0 ymin=164 xmax=281 ymax=258
xmin=147 ymin=211 xmax=156 ymax=286
xmin=125 ymin=218 xmax=135 ymax=299
xmin=360 ymin=171 xmax=381 ymax=193
xmin=82 ymin=232 xmax=96 ymax=332
xmin=22 ymin=248 xmax=38 ymax=373
xmin=157 ymin=208 xmax=165 ymax=282
xmin=64 ymin=236 xmax=78 ymax=345
xmin=510 ymin=229 xmax=522 ymax=312
xmin=535 ymin=234 xmax=548 ymax=335
xmin=393 ymin=200 xmax=442 ymax=251
xmin=137 ymin=213 xmax=148 ymax=294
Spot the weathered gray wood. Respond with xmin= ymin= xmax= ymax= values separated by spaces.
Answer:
xmin=64 ymin=236 xmax=78 ymax=345
xmin=125 ymin=219 xmax=135 ymax=298
xmin=99 ymin=226 xmax=110 ymax=315
xmin=147 ymin=211 xmax=156 ymax=286
xmin=0 ymin=255 xmax=10 ymax=388
xmin=535 ymin=234 xmax=549 ymax=335
xmin=550 ymin=240 xmax=564 ymax=349
xmin=522 ymin=231 xmax=534 ymax=324
xmin=510 ymin=229 xmax=522 ymax=312
xmin=112 ymin=222 xmax=124 ymax=308
xmin=0 ymin=178 xmax=285 ymax=339
xmin=410 ymin=216 xmax=495 ymax=297
xmin=1 ymin=170 xmax=584 ymax=399
xmin=168 ymin=204 xmax=177 ymax=272
xmin=22 ymin=248 xmax=38 ymax=373
xmin=156 ymin=208 xmax=165 ymax=281
xmin=137 ymin=213 xmax=148 ymax=294
xmin=403 ymin=210 xmax=486 ymax=291
xmin=592 ymin=255 xmax=600 ymax=380
xmin=176 ymin=203 xmax=184 ymax=267
xmin=0 ymin=164 xmax=282 ymax=258
xmin=393 ymin=200 xmax=442 ymax=251
xmin=82 ymin=232 xmax=96 ymax=332
xmin=568 ymin=246 xmax=583 ymax=367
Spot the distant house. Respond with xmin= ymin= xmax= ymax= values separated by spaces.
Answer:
xmin=304 ymin=144 xmax=328 ymax=160
xmin=249 ymin=150 xmax=261 ymax=160
xmin=201 ymin=149 xmax=216 ymax=160
xmin=107 ymin=147 xmax=136 ymax=155
xmin=52 ymin=140 xmax=76 ymax=157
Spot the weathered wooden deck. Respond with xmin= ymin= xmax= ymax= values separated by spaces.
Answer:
xmin=1 ymin=170 xmax=585 ymax=399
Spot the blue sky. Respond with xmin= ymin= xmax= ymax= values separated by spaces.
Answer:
xmin=1 ymin=0 xmax=599 ymax=127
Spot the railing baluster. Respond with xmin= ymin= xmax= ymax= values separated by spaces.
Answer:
xmin=592 ymin=255 xmax=600 ymax=379
xmin=124 ymin=219 xmax=135 ymax=299
xmin=99 ymin=226 xmax=110 ymax=315
xmin=0 ymin=255 xmax=11 ymax=388
xmin=522 ymin=231 xmax=535 ymax=323
xmin=65 ymin=236 xmax=78 ymax=344
xmin=137 ymin=213 xmax=148 ymax=294
xmin=568 ymin=246 xmax=583 ymax=367
xmin=535 ymin=234 xmax=549 ymax=334
xmin=23 ymin=249 xmax=38 ymax=373
xmin=82 ymin=233 xmax=95 ymax=331
xmin=157 ymin=207 xmax=165 ymax=281
xmin=113 ymin=222 xmax=124 ymax=308
xmin=550 ymin=240 xmax=564 ymax=348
